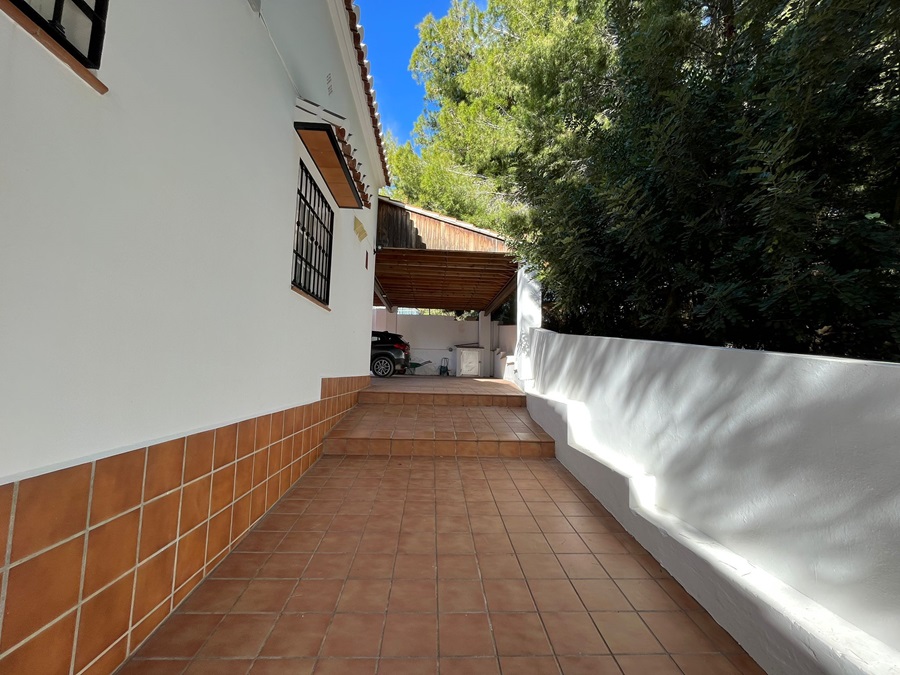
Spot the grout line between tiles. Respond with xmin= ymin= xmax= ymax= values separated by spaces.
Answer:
xmin=69 ymin=462 xmax=96 ymax=675
xmin=0 ymin=482 xmax=18 ymax=651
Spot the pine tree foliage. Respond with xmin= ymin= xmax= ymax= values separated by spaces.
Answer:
xmin=395 ymin=0 xmax=900 ymax=360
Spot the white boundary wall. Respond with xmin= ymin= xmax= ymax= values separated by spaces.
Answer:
xmin=0 ymin=0 xmax=381 ymax=483
xmin=525 ymin=329 xmax=900 ymax=674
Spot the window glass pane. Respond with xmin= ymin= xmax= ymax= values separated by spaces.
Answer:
xmin=28 ymin=0 xmax=55 ymax=20
xmin=61 ymin=0 xmax=93 ymax=55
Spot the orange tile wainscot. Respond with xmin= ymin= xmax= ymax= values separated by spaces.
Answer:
xmin=0 ymin=376 xmax=369 ymax=675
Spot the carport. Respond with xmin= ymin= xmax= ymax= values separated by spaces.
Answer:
xmin=373 ymin=197 xmax=519 ymax=376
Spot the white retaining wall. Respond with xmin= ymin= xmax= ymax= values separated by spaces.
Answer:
xmin=524 ymin=329 xmax=900 ymax=674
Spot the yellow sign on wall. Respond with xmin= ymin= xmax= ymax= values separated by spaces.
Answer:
xmin=354 ymin=217 xmax=367 ymax=242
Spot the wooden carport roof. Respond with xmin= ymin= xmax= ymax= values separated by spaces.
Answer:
xmin=374 ymin=198 xmax=518 ymax=312
xmin=375 ymin=249 xmax=517 ymax=311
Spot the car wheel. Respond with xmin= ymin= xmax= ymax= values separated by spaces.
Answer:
xmin=371 ymin=355 xmax=395 ymax=378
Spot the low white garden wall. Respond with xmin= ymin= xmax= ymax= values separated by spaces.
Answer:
xmin=524 ymin=329 xmax=900 ymax=675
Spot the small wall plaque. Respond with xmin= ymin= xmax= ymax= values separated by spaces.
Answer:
xmin=354 ymin=217 xmax=367 ymax=242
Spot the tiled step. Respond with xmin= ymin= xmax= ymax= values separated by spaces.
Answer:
xmin=323 ymin=403 xmax=555 ymax=458
xmin=358 ymin=390 xmax=525 ymax=407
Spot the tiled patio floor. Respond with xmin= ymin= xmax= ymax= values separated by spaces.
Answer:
xmin=121 ymin=456 xmax=764 ymax=675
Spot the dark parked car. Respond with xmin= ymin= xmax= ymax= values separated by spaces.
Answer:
xmin=371 ymin=330 xmax=410 ymax=377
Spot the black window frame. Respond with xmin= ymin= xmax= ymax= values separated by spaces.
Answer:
xmin=10 ymin=0 xmax=109 ymax=69
xmin=293 ymin=160 xmax=335 ymax=306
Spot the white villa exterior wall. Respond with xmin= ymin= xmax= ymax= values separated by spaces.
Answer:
xmin=0 ymin=0 xmax=381 ymax=482
xmin=524 ymin=329 xmax=900 ymax=674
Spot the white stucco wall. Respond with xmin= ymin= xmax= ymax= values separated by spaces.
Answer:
xmin=370 ymin=310 xmax=479 ymax=376
xmin=0 ymin=0 xmax=381 ymax=483
xmin=525 ymin=329 xmax=900 ymax=672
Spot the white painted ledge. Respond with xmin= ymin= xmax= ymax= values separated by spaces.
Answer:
xmin=527 ymin=391 xmax=900 ymax=675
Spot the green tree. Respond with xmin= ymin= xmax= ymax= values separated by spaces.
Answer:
xmin=398 ymin=0 xmax=900 ymax=360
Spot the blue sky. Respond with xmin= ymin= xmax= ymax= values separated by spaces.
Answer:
xmin=356 ymin=1 xmax=457 ymax=144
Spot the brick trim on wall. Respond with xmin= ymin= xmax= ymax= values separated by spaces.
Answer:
xmin=0 ymin=375 xmax=370 ymax=674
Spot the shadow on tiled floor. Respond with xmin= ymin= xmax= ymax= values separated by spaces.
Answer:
xmin=120 ymin=456 xmax=765 ymax=674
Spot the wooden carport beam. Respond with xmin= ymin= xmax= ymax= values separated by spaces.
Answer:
xmin=374 ymin=277 xmax=393 ymax=312
xmin=483 ymin=270 xmax=518 ymax=315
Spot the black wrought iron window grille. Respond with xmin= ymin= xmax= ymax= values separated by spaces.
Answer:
xmin=10 ymin=0 xmax=109 ymax=69
xmin=293 ymin=161 xmax=335 ymax=306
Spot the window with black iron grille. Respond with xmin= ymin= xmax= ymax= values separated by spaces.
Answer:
xmin=10 ymin=0 xmax=109 ymax=69
xmin=293 ymin=161 xmax=334 ymax=306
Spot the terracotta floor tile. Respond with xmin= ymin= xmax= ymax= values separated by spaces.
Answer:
xmin=572 ymin=580 xmax=631 ymax=611
xmin=184 ymin=659 xmax=253 ymax=675
xmin=439 ymin=613 xmax=496 ymax=656
xmin=395 ymin=553 xmax=437 ymax=578
xmin=531 ymin=516 xmax=571 ymax=533
xmin=347 ymin=553 xmax=395 ymax=578
xmin=557 ymin=554 xmax=609 ymax=579
xmin=312 ymin=658 xmax=376 ymax=674
xmin=398 ymin=531 xmax=436 ymax=553
xmin=502 ymin=516 xmax=541 ymax=532
xmin=473 ymin=533 xmax=513 ymax=554
xmin=320 ymin=613 xmax=384 ymax=656
xmin=657 ymin=579 xmax=702 ymax=611
xmin=285 ymin=579 xmax=344 ymax=612
xmin=438 ymin=554 xmax=480 ymax=579
xmin=211 ymin=552 xmax=268 ymax=578
xmin=440 ymin=658 xmax=501 ymax=674
xmin=509 ymin=533 xmax=552 ymax=554
xmin=378 ymin=658 xmax=438 ymax=674
xmin=382 ymin=613 xmax=438 ymax=656
xmin=198 ymin=614 xmax=277 ymax=658
xmin=438 ymin=532 xmax=477 ymax=555
xmin=259 ymin=613 xmax=331 ymax=657
xmin=517 ymin=554 xmax=567 ymax=579
xmin=673 ymin=653 xmax=743 ymax=674
xmin=276 ymin=531 xmax=323 ymax=553
xmin=440 ymin=579 xmax=487 ymax=612
xmin=248 ymin=659 xmax=315 ymax=674
xmin=616 ymin=579 xmax=680 ymax=611
xmin=590 ymin=612 xmax=664 ymax=654
xmin=595 ymin=555 xmax=650 ymax=579
xmin=389 ymin=579 xmax=437 ymax=612
xmin=137 ymin=614 xmax=223 ymax=658
xmin=528 ymin=580 xmax=586 ymax=612
xmin=257 ymin=553 xmax=311 ymax=578
xmin=119 ymin=661 xmax=189 ymax=674
xmin=303 ymin=553 xmax=354 ymax=578
xmin=483 ymin=579 xmax=535 ymax=612
xmin=542 ymin=613 xmax=609 ymax=655
xmin=640 ymin=612 xmax=718 ymax=653
xmin=687 ymin=610 xmax=744 ymax=653
xmin=497 ymin=656 xmax=560 ymax=674
xmin=336 ymin=579 xmax=391 ymax=612
xmin=615 ymin=655 xmax=682 ymax=674
xmin=180 ymin=579 xmax=249 ymax=613
xmin=579 ymin=534 xmax=627 ymax=555
xmin=491 ymin=613 xmax=552 ymax=656
xmin=232 ymin=579 xmax=296 ymax=613
xmin=544 ymin=533 xmax=591 ymax=555
xmin=557 ymin=655 xmax=623 ymax=675
xmin=478 ymin=553 xmax=523 ymax=579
